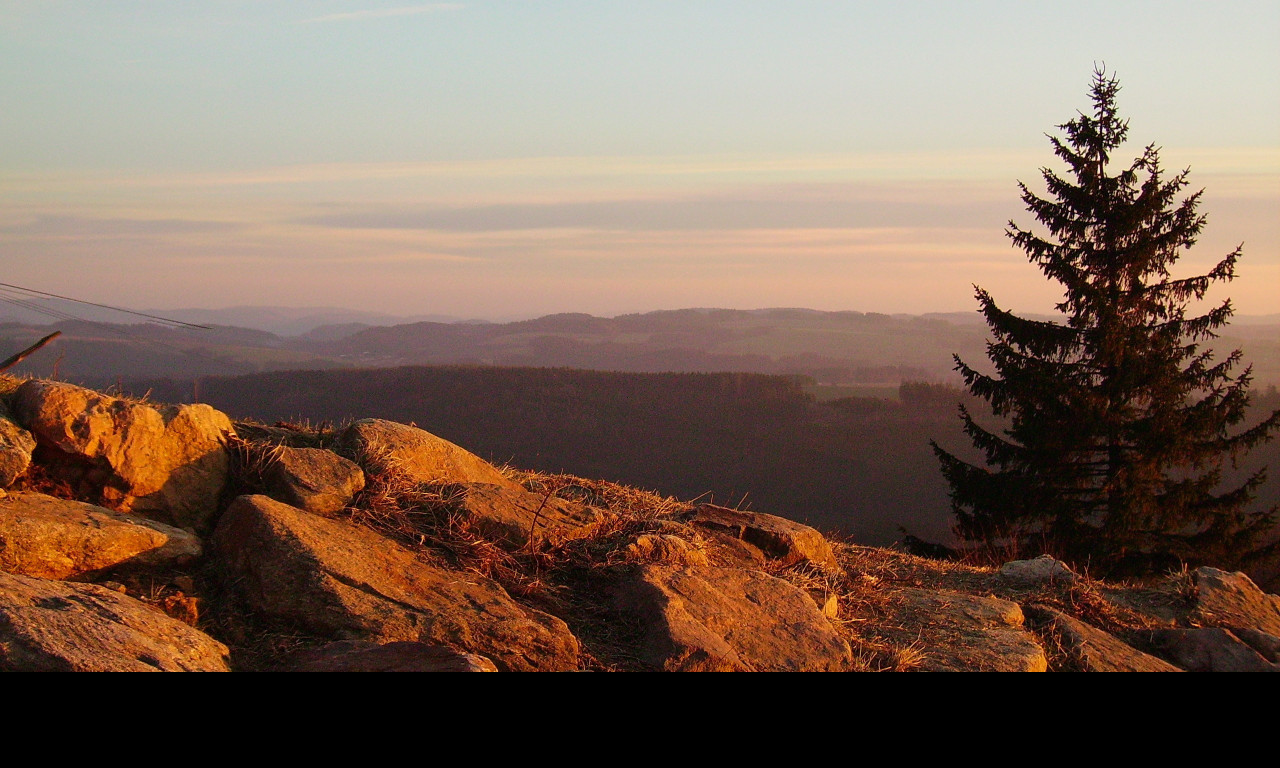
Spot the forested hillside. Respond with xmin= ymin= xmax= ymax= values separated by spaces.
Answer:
xmin=126 ymin=366 xmax=1280 ymax=548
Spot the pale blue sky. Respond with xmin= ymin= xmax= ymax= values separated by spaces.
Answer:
xmin=2 ymin=1 xmax=1277 ymax=318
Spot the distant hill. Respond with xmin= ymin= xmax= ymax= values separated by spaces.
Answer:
xmin=138 ymin=306 xmax=470 ymax=337
xmin=3 ymin=307 xmax=1278 ymax=388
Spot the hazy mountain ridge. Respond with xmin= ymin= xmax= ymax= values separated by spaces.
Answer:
xmin=3 ymin=307 xmax=1278 ymax=388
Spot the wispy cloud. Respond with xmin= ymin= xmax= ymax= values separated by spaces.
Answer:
xmin=298 ymin=193 xmax=1008 ymax=233
xmin=2 ymin=215 xmax=239 ymax=237
xmin=301 ymin=4 xmax=462 ymax=24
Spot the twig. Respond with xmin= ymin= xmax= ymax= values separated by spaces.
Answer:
xmin=525 ymin=488 xmax=557 ymax=553
xmin=0 ymin=331 xmax=61 ymax=373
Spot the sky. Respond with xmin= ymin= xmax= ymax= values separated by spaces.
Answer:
xmin=2 ymin=1 xmax=1277 ymax=321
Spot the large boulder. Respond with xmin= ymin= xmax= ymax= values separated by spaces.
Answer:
xmin=211 ymin=494 xmax=579 ymax=672
xmin=11 ymin=380 xmax=233 ymax=531
xmin=334 ymin=419 xmax=517 ymax=490
xmin=261 ymin=445 xmax=365 ymax=515
xmin=679 ymin=504 xmax=838 ymax=571
xmin=0 ymin=571 xmax=230 ymax=672
xmin=0 ymin=401 xmax=36 ymax=488
xmin=611 ymin=565 xmax=852 ymax=672
xmin=1024 ymin=604 xmax=1180 ymax=672
xmin=0 ymin=491 xmax=201 ymax=579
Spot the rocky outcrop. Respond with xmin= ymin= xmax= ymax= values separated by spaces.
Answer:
xmin=0 ymin=402 xmax=36 ymax=488
xmin=334 ymin=418 xmax=518 ymax=490
xmin=612 ymin=565 xmax=852 ymax=672
xmin=0 ymin=491 xmax=201 ymax=579
xmin=211 ymin=494 xmax=579 ymax=672
xmin=12 ymin=380 xmax=233 ymax=531
xmin=0 ymin=571 xmax=230 ymax=672
xmin=4 ymin=376 xmax=1279 ymax=673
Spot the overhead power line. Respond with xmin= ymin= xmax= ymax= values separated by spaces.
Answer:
xmin=0 ymin=282 xmax=212 ymax=330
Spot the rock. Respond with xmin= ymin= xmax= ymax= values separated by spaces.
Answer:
xmin=612 ymin=565 xmax=852 ymax=672
xmin=11 ymin=380 xmax=233 ymax=531
xmin=0 ymin=571 xmax=230 ymax=672
xmin=1232 ymin=628 xmax=1280 ymax=662
xmin=0 ymin=491 xmax=202 ymax=579
xmin=998 ymin=555 xmax=1080 ymax=586
xmin=334 ymin=418 xmax=517 ymax=490
xmin=1024 ymin=604 xmax=1180 ymax=672
xmin=679 ymin=504 xmax=838 ymax=571
xmin=286 ymin=641 xmax=499 ymax=672
xmin=211 ymin=494 xmax=579 ymax=672
xmin=443 ymin=482 xmax=608 ymax=548
xmin=1190 ymin=567 xmax=1280 ymax=636
xmin=880 ymin=588 xmax=1048 ymax=672
xmin=624 ymin=534 xmax=710 ymax=566
xmin=0 ymin=402 xmax=36 ymax=488
xmin=1143 ymin=628 xmax=1279 ymax=672
xmin=817 ymin=593 xmax=839 ymax=620
xmin=262 ymin=445 xmax=365 ymax=515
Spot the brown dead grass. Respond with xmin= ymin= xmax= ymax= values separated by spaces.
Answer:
xmin=0 ymin=372 xmax=26 ymax=401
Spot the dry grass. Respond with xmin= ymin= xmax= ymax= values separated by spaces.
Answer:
xmin=0 ymin=372 xmax=27 ymax=401
xmin=223 ymin=434 xmax=285 ymax=495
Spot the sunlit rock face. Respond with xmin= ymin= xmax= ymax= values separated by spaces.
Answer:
xmin=12 ymin=380 xmax=234 ymax=531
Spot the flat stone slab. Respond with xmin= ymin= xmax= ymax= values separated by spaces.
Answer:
xmin=1233 ymin=628 xmax=1280 ymax=663
xmin=0 ymin=491 xmax=201 ymax=580
xmin=998 ymin=555 xmax=1080 ymax=586
xmin=679 ymin=504 xmax=838 ymax=570
xmin=1143 ymin=628 xmax=1279 ymax=673
xmin=444 ymin=483 xmax=609 ymax=549
xmin=0 ymin=570 xmax=230 ymax=672
xmin=211 ymin=494 xmax=579 ymax=672
xmin=879 ymin=588 xmax=1048 ymax=672
xmin=286 ymin=641 xmax=498 ymax=672
xmin=612 ymin=565 xmax=852 ymax=672
xmin=1025 ymin=604 xmax=1180 ymax=672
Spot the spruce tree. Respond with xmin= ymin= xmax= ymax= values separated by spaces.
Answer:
xmin=931 ymin=67 xmax=1280 ymax=574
